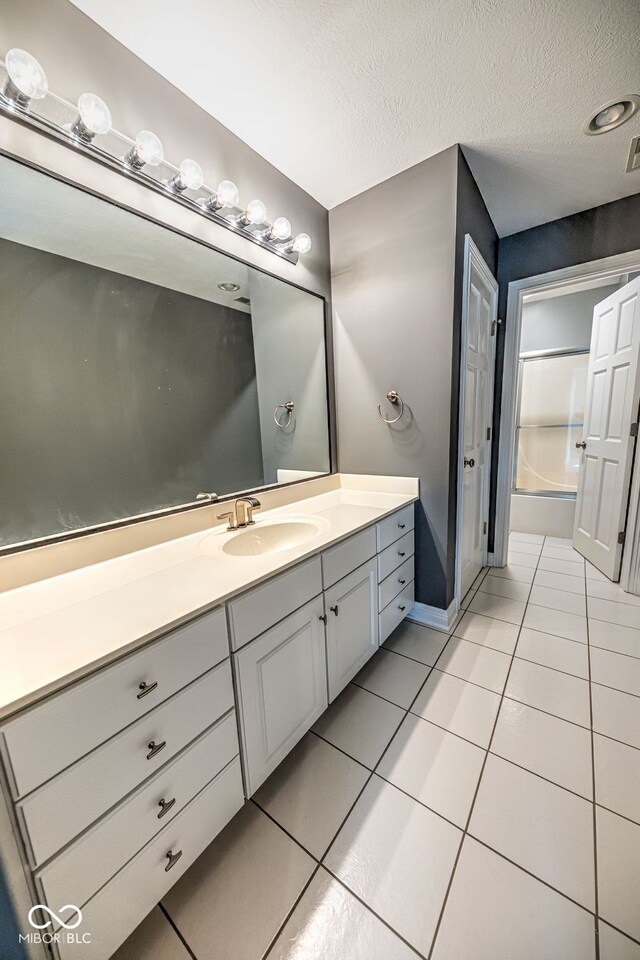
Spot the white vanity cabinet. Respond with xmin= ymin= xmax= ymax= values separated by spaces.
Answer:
xmin=233 ymin=596 xmax=328 ymax=796
xmin=324 ymin=557 xmax=378 ymax=701
xmin=0 ymin=606 xmax=244 ymax=960
xmin=231 ymin=507 xmax=414 ymax=796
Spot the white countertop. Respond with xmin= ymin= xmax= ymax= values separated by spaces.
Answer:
xmin=0 ymin=479 xmax=418 ymax=721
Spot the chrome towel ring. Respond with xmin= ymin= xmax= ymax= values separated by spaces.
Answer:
xmin=377 ymin=390 xmax=404 ymax=424
xmin=274 ymin=401 xmax=295 ymax=427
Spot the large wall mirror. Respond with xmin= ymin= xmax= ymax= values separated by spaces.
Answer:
xmin=0 ymin=155 xmax=331 ymax=551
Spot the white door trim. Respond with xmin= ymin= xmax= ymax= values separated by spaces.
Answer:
xmin=495 ymin=248 xmax=640 ymax=567
xmin=455 ymin=235 xmax=498 ymax=612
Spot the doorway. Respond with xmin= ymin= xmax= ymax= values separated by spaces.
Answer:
xmin=495 ymin=250 xmax=640 ymax=584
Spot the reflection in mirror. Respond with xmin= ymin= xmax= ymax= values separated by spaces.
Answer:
xmin=0 ymin=156 xmax=330 ymax=550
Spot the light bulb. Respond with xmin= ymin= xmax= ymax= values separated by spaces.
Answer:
xmin=270 ymin=217 xmax=291 ymax=241
xmin=244 ymin=199 xmax=267 ymax=225
xmin=593 ymin=103 xmax=626 ymax=128
xmin=3 ymin=48 xmax=48 ymax=105
xmin=217 ymin=179 xmax=240 ymax=207
xmin=292 ymin=232 xmax=312 ymax=254
xmin=169 ymin=158 xmax=204 ymax=192
xmin=71 ymin=92 xmax=111 ymax=141
xmin=124 ymin=130 xmax=164 ymax=169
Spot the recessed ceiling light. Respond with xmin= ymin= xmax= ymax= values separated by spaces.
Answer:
xmin=217 ymin=281 xmax=240 ymax=292
xmin=583 ymin=95 xmax=640 ymax=135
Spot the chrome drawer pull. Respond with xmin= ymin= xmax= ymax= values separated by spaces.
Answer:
xmin=157 ymin=797 xmax=176 ymax=819
xmin=398 ymin=523 xmax=406 ymax=529
xmin=398 ymin=604 xmax=406 ymax=612
xmin=165 ymin=849 xmax=183 ymax=872
xmin=398 ymin=551 xmax=406 ymax=557
xmin=330 ymin=604 xmax=339 ymax=616
xmin=137 ymin=680 xmax=158 ymax=699
xmin=398 ymin=578 xmax=406 ymax=585
xmin=146 ymin=740 xmax=166 ymax=760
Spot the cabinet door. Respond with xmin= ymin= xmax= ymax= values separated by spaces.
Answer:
xmin=325 ymin=558 xmax=379 ymax=702
xmin=233 ymin=596 xmax=327 ymax=796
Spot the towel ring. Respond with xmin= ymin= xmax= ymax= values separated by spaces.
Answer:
xmin=377 ymin=390 xmax=404 ymax=424
xmin=274 ymin=401 xmax=295 ymax=428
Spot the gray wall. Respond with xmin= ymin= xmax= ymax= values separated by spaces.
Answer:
xmin=520 ymin=286 xmax=609 ymax=355
xmin=0 ymin=238 xmax=264 ymax=546
xmin=249 ymin=272 xmax=330 ymax=484
xmin=489 ymin=192 xmax=640 ymax=550
xmin=330 ymin=146 xmax=459 ymax=609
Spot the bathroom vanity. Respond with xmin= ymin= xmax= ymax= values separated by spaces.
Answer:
xmin=0 ymin=475 xmax=416 ymax=959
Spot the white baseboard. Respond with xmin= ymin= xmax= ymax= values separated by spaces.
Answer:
xmin=406 ymin=599 xmax=458 ymax=633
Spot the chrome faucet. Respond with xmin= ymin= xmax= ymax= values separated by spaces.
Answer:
xmin=218 ymin=496 xmax=262 ymax=531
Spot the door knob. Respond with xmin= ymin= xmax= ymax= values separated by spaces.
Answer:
xmin=575 ymin=441 xmax=587 ymax=450
xmin=464 ymin=457 xmax=475 ymax=467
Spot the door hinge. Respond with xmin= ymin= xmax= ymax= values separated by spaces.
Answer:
xmin=631 ymin=422 xmax=639 ymax=438
xmin=483 ymin=521 xmax=488 ymax=534
xmin=486 ymin=426 xmax=491 ymax=441
xmin=490 ymin=321 xmax=497 ymax=336
xmin=618 ymin=530 xmax=626 ymax=545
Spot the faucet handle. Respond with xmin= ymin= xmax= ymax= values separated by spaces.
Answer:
xmin=217 ymin=511 xmax=237 ymax=531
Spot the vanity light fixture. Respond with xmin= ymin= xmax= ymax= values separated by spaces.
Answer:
xmin=167 ymin=158 xmax=204 ymax=193
xmin=237 ymin=198 xmax=267 ymax=227
xmin=3 ymin=48 xmax=48 ymax=106
xmin=70 ymin=93 xmax=111 ymax=142
xmin=198 ymin=179 xmax=240 ymax=212
xmin=0 ymin=49 xmax=312 ymax=262
xmin=583 ymin=95 xmax=640 ymax=135
xmin=124 ymin=129 xmax=164 ymax=169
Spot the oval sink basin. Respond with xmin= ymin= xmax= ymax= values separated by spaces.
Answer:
xmin=222 ymin=520 xmax=323 ymax=557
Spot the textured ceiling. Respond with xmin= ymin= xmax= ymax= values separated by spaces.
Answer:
xmin=69 ymin=0 xmax=640 ymax=236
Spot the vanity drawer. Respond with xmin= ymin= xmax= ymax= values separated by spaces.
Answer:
xmin=36 ymin=712 xmax=238 ymax=913
xmin=376 ymin=504 xmax=415 ymax=552
xmin=377 ymin=530 xmax=415 ymax=582
xmin=54 ymin=757 xmax=244 ymax=960
xmin=1 ymin=606 xmax=229 ymax=800
xmin=18 ymin=662 xmax=234 ymax=867
xmin=322 ymin=526 xmax=377 ymax=588
xmin=379 ymin=557 xmax=415 ymax=610
xmin=379 ymin=581 xmax=415 ymax=644
xmin=228 ymin=556 xmax=322 ymax=651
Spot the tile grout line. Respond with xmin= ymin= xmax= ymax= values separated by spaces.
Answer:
xmin=585 ymin=564 xmax=601 ymax=960
xmin=425 ymin=538 xmax=548 ymax=960
xmin=158 ymin=902 xmax=198 ymax=960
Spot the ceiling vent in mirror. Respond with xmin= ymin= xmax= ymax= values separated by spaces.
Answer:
xmin=626 ymin=136 xmax=640 ymax=173
xmin=583 ymin=95 xmax=640 ymax=135
xmin=235 ymin=296 xmax=251 ymax=305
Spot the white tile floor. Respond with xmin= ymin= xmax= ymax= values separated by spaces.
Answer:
xmin=113 ymin=532 xmax=640 ymax=960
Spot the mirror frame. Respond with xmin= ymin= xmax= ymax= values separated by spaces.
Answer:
xmin=0 ymin=147 xmax=336 ymax=557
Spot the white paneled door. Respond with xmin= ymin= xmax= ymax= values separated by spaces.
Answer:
xmin=573 ymin=277 xmax=640 ymax=580
xmin=457 ymin=237 xmax=498 ymax=601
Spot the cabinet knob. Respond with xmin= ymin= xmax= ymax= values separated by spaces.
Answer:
xmin=165 ymin=849 xmax=183 ymax=872
xmin=398 ymin=551 xmax=406 ymax=557
xmin=137 ymin=680 xmax=158 ymax=699
xmin=146 ymin=740 xmax=166 ymax=760
xmin=398 ymin=523 xmax=406 ymax=529
xmin=398 ymin=604 xmax=406 ymax=612
xmin=398 ymin=578 xmax=406 ymax=585
xmin=464 ymin=457 xmax=475 ymax=468
xmin=575 ymin=440 xmax=587 ymax=450
xmin=319 ymin=614 xmax=328 ymax=624
xmin=157 ymin=797 xmax=176 ymax=819
xmin=330 ymin=604 xmax=339 ymax=616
